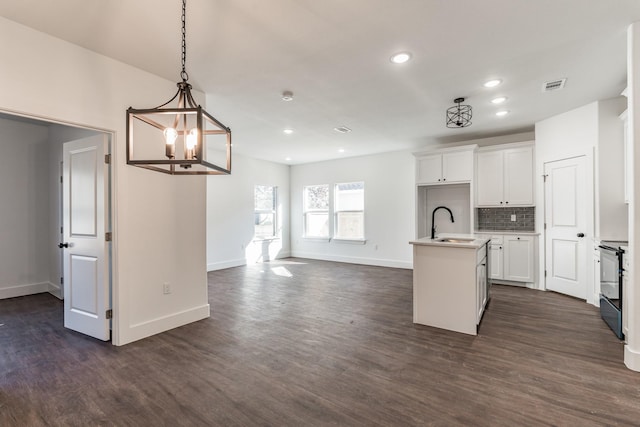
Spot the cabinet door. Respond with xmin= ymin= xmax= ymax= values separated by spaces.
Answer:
xmin=504 ymin=146 xmax=534 ymax=206
xmin=503 ymin=235 xmax=534 ymax=282
xmin=477 ymin=259 xmax=487 ymax=323
xmin=488 ymin=238 xmax=503 ymax=280
xmin=476 ymin=151 xmax=504 ymax=206
xmin=416 ymin=154 xmax=443 ymax=184
xmin=443 ymin=150 xmax=473 ymax=182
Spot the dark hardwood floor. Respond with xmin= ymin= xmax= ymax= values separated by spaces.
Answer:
xmin=1 ymin=258 xmax=639 ymax=426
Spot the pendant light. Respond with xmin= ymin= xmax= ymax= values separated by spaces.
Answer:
xmin=446 ymin=97 xmax=472 ymax=128
xmin=126 ymin=0 xmax=231 ymax=175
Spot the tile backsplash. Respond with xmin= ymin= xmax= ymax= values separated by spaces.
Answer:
xmin=476 ymin=207 xmax=535 ymax=232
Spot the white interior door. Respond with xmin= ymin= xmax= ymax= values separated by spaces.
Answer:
xmin=62 ymin=134 xmax=111 ymax=340
xmin=544 ymin=156 xmax=589 ymax=299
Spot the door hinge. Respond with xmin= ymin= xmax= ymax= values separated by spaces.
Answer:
xmin=543 ymin=174 xmax=548 ymax=182
xmin=60 ymin=226 xmax=63 ymax=234
xmin=544 ymin=270 xmax=547 ymax=278
xmin=60 ymin=175 xmax=63 ymax=183
xmin=60 ymin=277 xmax=64 ymax=285
xmin=105 ymin=232 xmax=112 ymax=242
xmin=105 ymin=154 xmax=111 ymax=164
xmin=544 ymin=223 xmax=547 ymax=230
xmin=106 ymin=309 xmax=113 ymax=319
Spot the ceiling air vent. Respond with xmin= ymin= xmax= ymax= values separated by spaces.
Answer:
xmin=542 ymin=78 xmax=567 ymax=92
xmin=334 ymin=126 xmax=352 ymax=134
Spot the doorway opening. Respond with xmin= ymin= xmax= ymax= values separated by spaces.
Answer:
xmin=0 ymin=110 xmax=115 ymax=341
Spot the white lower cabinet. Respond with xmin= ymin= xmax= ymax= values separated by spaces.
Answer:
xmin=485 ymin=234 xmax=535 ymax=284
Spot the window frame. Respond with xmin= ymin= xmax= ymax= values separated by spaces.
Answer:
xmin=253 ymin=184 xmax=278 ymax=241
xmin=303 ymin=184 xmax=330 ymax=240
xmin=333 ymin=181 xmax=365 ymax=243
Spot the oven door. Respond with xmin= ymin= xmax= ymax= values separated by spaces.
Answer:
xmin=598 ymin=244 xmax=623 ymax=339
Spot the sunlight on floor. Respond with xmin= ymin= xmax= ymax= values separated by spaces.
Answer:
xmin=270 ymin=266 xmax=293 ymax=278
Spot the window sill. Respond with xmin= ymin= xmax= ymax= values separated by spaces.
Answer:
xmin=332 ymin=238 xmax=367 ymax=245
xmin=302 ymin=237 xmax=331 ymax=242
xmin=252 ymin=237 xmax=280 ymax=243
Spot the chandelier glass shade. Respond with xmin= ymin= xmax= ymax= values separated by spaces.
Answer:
xmin=126 ymin=0 xmax=231 ymax=175
xmin=446 ymin=97 xmax=472 ymax=128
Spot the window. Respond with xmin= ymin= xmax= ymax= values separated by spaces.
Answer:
xmin=334 ymin=182 xmax=364 ymax=240
xmin=254 ymin=185 xmax=277 ymax=239
xmin=303 ymin=184 xmax=329 ymax=238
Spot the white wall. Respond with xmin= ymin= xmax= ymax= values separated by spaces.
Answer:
xmin=0 ymin=17 xmax=209 ymax=345
xmin=290 ymin=150 xmax=415 ymax=269
xmin=597 ymin=97 xmax=628 ymax=240
xmin=0 ymin=118 xmax=50 ymax=299
xmin=535 ymin=98 xmax=627 ymax=303
xmin=206 ymin=151 xmax=290 ymax=271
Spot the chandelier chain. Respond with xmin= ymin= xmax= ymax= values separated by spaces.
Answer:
xmin=180 ymin=0 xmax=189 ymax=81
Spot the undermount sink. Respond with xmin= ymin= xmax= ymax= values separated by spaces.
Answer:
xmin=437 ymin=238 xmax=475 ymax=243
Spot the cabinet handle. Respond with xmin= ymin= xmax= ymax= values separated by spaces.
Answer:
xmin=505 ymin=201 xmax=509 ymax=204
xmin=517 ymin=237 xmax=520 ymax=240
xmin=443 ymin=178 xmax=446 ymax=181
xmin=500 ymin=201 xmax=503 ymax=204
xmin=438 ymin=178 xmax=441 ymax=181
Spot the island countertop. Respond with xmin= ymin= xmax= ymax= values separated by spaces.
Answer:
xmin=409 ymin=233 xmax=490 ymax=249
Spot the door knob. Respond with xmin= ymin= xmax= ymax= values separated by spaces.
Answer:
xmin=58 ymin=242 xmax=69 ymax=248
xmin=577 ymin=233 xmax=585 ymax=238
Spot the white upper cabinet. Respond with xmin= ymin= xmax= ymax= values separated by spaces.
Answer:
xmin=416 ymin=147 xmax=475 ymax=184
xmin=476 ymin=143 xmax=534 ymax=207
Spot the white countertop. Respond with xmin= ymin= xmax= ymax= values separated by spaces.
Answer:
xmin=410 ymin=233 xmax=490 ymax=249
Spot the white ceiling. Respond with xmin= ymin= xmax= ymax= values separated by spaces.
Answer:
xmin=2 ymin=0 xmax=640 ymax=164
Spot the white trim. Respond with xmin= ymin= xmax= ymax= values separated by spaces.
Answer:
xmin=332 ymin=238 xmax=367 ymax=245
xmin=625 ymin=345 xmax=640 ymax=372
xmin=292 ymin=250 xmax=412 ymax=269
xmin=0 ymin=282 xmax=50 ymax=300
xmin=48 ymin=281 xmax=63 ymax=300
xmin=302 ymin=237 xmax=331 ymax=242
xmin=127 ymin=304 xmax=210 ymax=343
xmin=207 ymin=258 xmax=247 ymax=271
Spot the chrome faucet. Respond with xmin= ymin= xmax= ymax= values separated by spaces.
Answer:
xmin=431 ymin=206 xmax=455 ymax=239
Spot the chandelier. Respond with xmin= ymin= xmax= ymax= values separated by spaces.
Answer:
xmin=446 ymin=97 xmax=472 ymax=128
xmin=126 ymin=0 xmax=231 ymax=175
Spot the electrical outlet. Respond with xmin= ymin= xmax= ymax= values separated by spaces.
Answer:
xmin=511 ymin=214 xmax=516 ymax=222
xmin=163 ymin=282 xmax=171 ymax=294
xmin=374 ymin=244 xmax=379 ymax=250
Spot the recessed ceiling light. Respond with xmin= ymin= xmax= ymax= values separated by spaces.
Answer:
xmin=491 ymin=96 xmax=507 ymax=104
xmin=282 ymin=91 xmax=294 ymax=101
xmin=283 ymin=128 xmax=294 ymax=134
xmin=496 ymin=110 xmax=509 ymax=117
xmin=334 ymin=126 xmax=352 ymax=133
xmin=484 ymin=79 xmax=502 ymax=88
xmin=285 ymin=157 xmax=292 ymax=161
xmin=390 ymin=52 xmax=412 ymax=64
xmin=338 ymin=148 xmax=345 ymax=153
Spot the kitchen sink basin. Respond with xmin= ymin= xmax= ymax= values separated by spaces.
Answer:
xmin=437 ymin=238 xmax=475 ymax=243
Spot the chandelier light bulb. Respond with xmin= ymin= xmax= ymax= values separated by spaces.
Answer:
xmin=186 ymin=128 xmax=198 ymax=150
xmin=164 ymin=128 xmax=178 ymax=145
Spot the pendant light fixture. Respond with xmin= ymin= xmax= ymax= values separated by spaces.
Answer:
xmin=446 ymin=97 xmax=472 ymax=128
xmin=126 ymin=0 xmax=231 ymax=175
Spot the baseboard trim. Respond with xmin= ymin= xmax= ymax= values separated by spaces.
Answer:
xmin=47 ymin=282 xmax=63 ymax=300
xmin=624 ymin=345 xmax=640 ymax=372
xmin=0 ymin=282 xmax=50 ymax=300
xmin=290 ymin=251 xmax=412 ymax=269
xmin=207 ymin=258 xmax=247 ymax=271
xmin=207 ymin=251 xmax=293 ymax=272
xmin=124 ymin=304 xmax=211 ymax=345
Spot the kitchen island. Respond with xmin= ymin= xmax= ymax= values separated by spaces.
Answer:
xmin=409 ymin=234 xmax=490 ymax=335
